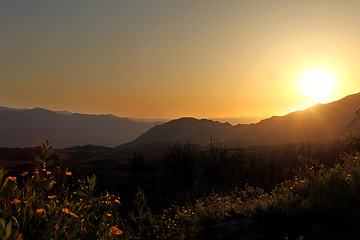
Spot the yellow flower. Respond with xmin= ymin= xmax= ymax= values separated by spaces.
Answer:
xmin=11 ymin=199 xmax=21 ymax=204
xmin=110 ymin=226 xmax=123 ymax=235
xmin=37 ymin=208 xmax=46 ymax=214
xmin=65 ymin=172 xmax=72 ymax=176
xmin=62 ymin=208 xmax=70 ymax=214
xmin=8 ymin=176 xmax=17 ymax=181
xmin=21 ymin=172 xmax=28 ymax=176
xmin=48 ymin=195 xmax=56 ymax=199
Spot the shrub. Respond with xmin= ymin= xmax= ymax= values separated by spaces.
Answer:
xmin=0 ymin=141 xmax=124 ymax=240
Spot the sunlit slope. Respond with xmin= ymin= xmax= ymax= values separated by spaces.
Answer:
xmin=128 ymin=92 xmax=360 ymax=147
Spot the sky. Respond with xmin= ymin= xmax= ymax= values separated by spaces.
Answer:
xmin=1 ymin=0 xmax=360 ymax=119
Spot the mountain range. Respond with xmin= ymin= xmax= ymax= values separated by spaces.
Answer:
xmin=0 ymin=107 xmax=161 ymax=148
xmin=127 ymin=92 xmax=360 ymax=147
xmin=1 ymin=92 xmax=360 ymax=148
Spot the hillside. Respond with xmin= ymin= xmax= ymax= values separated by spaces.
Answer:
xmin=127 ymin=92 xmax=360 ymax=147
xmin=0 ymin=107 xmax=160 ymax=148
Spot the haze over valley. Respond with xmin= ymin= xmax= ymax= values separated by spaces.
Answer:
xmin=1 ymin=92 xmax=359 ymax=149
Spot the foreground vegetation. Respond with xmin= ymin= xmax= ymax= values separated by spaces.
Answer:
xmin=1 ymin=137 xmax=360 ymax=239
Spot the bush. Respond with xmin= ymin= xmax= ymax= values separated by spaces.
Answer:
xmin=0 ymin=141 xmax=123 ymax=240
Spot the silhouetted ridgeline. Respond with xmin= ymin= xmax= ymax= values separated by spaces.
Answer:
xmin=127 ymin=92 xmax=360 ymax=147
xmin=0 ymin=107 xmax=161 ymax=148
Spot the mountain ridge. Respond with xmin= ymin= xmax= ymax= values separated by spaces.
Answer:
xmin=0 ymin=107 xmax=161 ymax=148
xmin=126 ymin=92 xmax=360 ymax=147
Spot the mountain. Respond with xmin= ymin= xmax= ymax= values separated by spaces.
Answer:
xmin=127 ymin=118 xmax=235 ymax=146
xmin=210 ymin=116 xmax=267 ymax=125
xmin=126 ymin=92 xmax=360 ymax=147
xmin=0 ymin=107 xmax=161 ymax=148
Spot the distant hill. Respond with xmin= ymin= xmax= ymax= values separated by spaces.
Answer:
xmin=210 ymin=116 xmax=267 ymax=125
xmin=126 ymin=92 xmax=360 ymax=147
xmin=0 ymin=107 xmax=161 ymax=148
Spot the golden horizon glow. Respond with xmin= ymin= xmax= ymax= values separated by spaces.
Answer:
xmin=1 ymin=1 xmax=360 ymax=119
xmin=300 ymin=69 xmax=336 ymax=98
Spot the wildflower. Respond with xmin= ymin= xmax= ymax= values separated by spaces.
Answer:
xmin=15 ymin=233 xmax=23 ymax=240
xmin=114 ymin=199 xmax=120 ymax=204
xmin=110 ymin=226 xmax=123 ymax=235
xmin=48 ymin=195 xmax=56 ymax=199
xmin=42 ymin=168 xmax=46 ymax=172
xmin=106 ymin=213 xmax=112 ymax=217
xmin=11 ymin=199 xmax=21 ymax=204
xmin=21 ymin=172 xmax=28 ymax=176
xmin=62 ymin=208 xmax=70 ymax=214
xmin=70 ymin=212 xmax=78 ymax=218
xmin=46 ymin=171 xmax=51 ymax=175
xmin=37 ymin=208 xmax=46 ymax=214
xmin=54 ymin=225 xmax=59 ymax=230
xmin=8 ymin=176 xmax=16 ymax=181
xmin=65 ymin=172 xmax=72 ymax=176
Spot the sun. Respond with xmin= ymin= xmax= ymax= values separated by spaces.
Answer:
xmin=300 ymin=69 xmax=336 ymax=98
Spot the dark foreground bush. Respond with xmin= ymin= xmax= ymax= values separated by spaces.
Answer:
xmin=2 ymin=141 xmax=360 ymax=239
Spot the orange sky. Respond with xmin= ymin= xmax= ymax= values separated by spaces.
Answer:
xmin=1 ymin=1 xmax=360 ymax=118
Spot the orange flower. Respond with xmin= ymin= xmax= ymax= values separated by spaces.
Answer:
xmin=62 ymin=208 xmax=70 ymax=214
xmin=15 ymin=233 xmax=23 ymax=240
xmin=21 ymin=172 xmax=28 ymax=176
xmin=11 ymin=199 xmax=21 ymax=204
xmin=42 ymin=168 xmax=46 ymax=172
xmin=106 ymin=213 xmax=112 ymax=217
xmin=37 ymin=208 xmax=46 ymax=214
xmin=48 ymin=195 xmax=56 ymax=199
xmin=70 ymin=212 xmax=78 ymax=218
xmin=8 ymin=176 xmax=17 ymax=181
xmin=54 ymin=225 xmax=60 ymax=230
xmin=65 ymin=172 xmax=72 ymax=176
xmin=110 ymin=226 xmax=123 ymax=235
xmin=46 ymin=171 xmax=51 ymax=175
xmin=114 ymin=199 xmax=120 ymax=204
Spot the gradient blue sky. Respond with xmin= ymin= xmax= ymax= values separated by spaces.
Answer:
xmin=2 ymin=0 xmax=360 ymax=118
